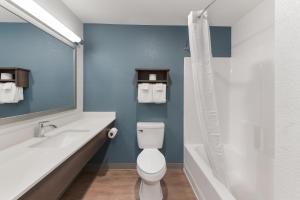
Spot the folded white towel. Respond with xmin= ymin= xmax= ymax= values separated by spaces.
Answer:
xmin=140 ymin=83 xmax=149 ymax=90
xmin=18 ymin=87 xmax=24 ymax=101
xmin=153 ymin=83 xmax=166 ymax=104
xmin=2 ymin=83 xmax=13 ymax=90
xmin=0 ymin=83 xmax=24 ymax=104
xmin=14 ymin=87 xmax=23 ymax=102
xmin=138 ymin=83 xmax=153 ymax=103
xmin=155 ymin=83 xmax=164 ymax=91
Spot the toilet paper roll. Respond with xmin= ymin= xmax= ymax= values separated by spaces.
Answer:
xmin=149 ymin=74 xmax=157 ymax=81
xmin=108 ymin=127 xmax=118 ymax=139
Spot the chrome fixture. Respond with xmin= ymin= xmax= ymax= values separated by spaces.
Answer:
xmin=36 ymin=121 xmax=57 ymax=137
xmin=198 ymin=0 xmax=217 ymax=18
xmin=184 ymin=0 xmax=217 ymax=52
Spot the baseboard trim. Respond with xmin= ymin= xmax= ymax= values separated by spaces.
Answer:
xmin=167 ymin=163 xmax=183 ymax=168
xmin=84 ymin=163 xmax=183 ymax=172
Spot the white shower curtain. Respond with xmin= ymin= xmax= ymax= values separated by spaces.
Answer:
xmin=188 ymin=11 xmax=228 ymax=185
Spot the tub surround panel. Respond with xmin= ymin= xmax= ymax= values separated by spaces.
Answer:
xmin=84 ymin=24 xmax=231 ymax=164
xmin=274 ymin=0 xmax=300 ymax=199
xmin=230 ymin=0 xmax=274 ymax=199
xmin=184 ymin=1 xmax=273 ymax=199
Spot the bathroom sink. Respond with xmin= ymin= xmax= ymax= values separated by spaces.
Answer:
xmin=30 ymin=129 xmax=90 ymax=148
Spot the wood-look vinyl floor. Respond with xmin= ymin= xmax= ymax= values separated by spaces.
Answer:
xmin=61 ymin=168 xmax=197 ymax=200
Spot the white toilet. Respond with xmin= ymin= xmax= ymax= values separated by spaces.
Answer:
xmin=136 ymin=122 xmax=166 ymax=200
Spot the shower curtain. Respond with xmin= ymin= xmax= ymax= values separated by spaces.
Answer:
xmin=188 ymin=11 xmax=228 ymax=185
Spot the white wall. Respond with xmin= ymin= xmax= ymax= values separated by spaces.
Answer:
xmin=274 ymin=0 xmax=300 ymax=199
xmin=229 ymin=0 xmax=274 ymax=199
xmin=0 ymin=0 xmax=84 ymax=149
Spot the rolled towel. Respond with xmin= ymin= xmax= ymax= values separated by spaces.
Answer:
xmin=140 ymin=83 xmax=149 ymax=90
xmin=155 ymin=83 xmax=164 ymax=91
xmin=2 ymin=82 xmax=13 ymax=90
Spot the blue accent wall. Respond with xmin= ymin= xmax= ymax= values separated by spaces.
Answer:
xmin=210 ymin=26 xmax=231 ymax=57
xmin=84 ymin=24 xmax=231 ymax=164
xmin=0 ymin=23 xmax=75 ymax=118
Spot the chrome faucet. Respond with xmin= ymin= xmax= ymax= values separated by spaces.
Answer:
xmin=36 ymin=121 xmax=57 ymax=137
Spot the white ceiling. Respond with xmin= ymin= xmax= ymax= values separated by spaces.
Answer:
xmin=62 ymin=0 xmax=263 ymax=26
xmin=0 ymin=6 xmax=24 ymax=22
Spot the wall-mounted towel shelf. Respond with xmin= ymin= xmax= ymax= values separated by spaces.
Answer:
xmin=135 ymin=68 xmax=170 ymax=86
xmin=0 ymin=67 xmax=30 ymax=88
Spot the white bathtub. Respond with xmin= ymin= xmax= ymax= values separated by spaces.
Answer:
xmin=184 ymin=144 xmax=236 ymax=200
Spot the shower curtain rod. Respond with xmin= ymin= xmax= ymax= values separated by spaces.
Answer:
xmin=198 ymin=0 xmax=217 ymax=18
xmin=184 ymin=0 xmax=217 ymax=52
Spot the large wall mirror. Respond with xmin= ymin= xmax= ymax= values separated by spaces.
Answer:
xmin=0 ymin=6 xmax=76 ymax=121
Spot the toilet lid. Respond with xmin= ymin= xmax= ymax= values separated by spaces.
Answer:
xmin=137 ymin=149 xmax=166 ymax=174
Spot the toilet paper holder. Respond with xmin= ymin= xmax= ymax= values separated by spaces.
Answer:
xmin=107 ymin=127 xmax=118 ymax=139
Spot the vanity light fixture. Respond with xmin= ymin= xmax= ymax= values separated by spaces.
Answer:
xmin=7 ymin=0 xmax=82 ymax=43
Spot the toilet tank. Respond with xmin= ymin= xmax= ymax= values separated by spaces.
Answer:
xmin=137 ymin=122 xmax=165 ymax=149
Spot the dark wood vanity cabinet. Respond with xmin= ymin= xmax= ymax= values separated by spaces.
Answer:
xmin=19 ymin=121 xmax=114 ymax=200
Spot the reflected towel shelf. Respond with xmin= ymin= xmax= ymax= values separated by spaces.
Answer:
xmin=0 ymin=67 xmax=30 ymax=88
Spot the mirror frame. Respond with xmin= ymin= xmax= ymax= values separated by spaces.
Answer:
xmin=0 ymin=5 xmax=78 ymax=125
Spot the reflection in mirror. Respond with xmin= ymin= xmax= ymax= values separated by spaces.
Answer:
xmin=0 ymin=6 xmax=76 ymax=118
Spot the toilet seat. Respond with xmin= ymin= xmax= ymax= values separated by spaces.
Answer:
xmin=137 ymin=149 xmax=166 ymax=174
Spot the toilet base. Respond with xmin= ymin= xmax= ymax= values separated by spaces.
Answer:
xmin=139 ymin=180 xmax=163 ymax=200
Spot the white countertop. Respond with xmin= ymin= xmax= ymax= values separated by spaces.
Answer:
xmin=0 ymin=113 xmax=116 ymax=200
